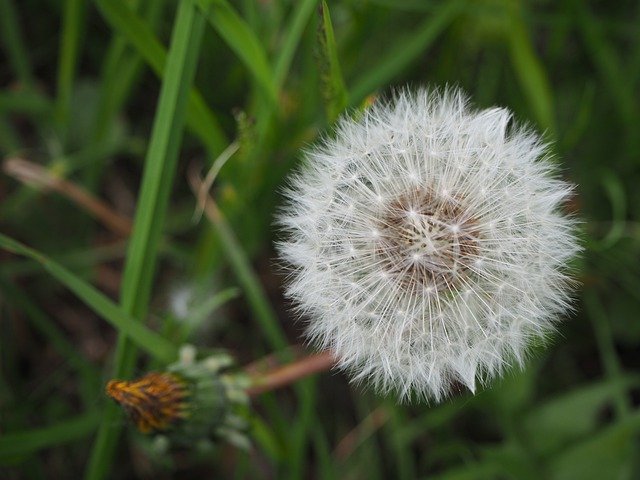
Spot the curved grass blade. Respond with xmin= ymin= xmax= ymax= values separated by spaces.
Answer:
xmin=274 ymin=0 xmax=319 ymax=89
xmin=86 ymin=0 xmax=166 ymax=189
xmin=193 ymin=191 xmax=288 ymax=351
xmin=349 ymin=0 xmax=463 ymax=106
xmin=0 ymin=90 xmax=53 ymax=117
xmin=94 ymin=0 xmax=226 ymax=156
xmin=0 ymin=411 xmax=100 ymax=463
xmin=0 ymin=233 xmax=177 ymax=363
xmin=570 ymin=0 xmax=636 ymax=125
xmin=195 ymin=0 xmax=279 ymax=108
xmin=549 ymin=410 xmax=640 ymax=480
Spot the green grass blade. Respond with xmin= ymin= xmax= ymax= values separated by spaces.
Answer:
xmin=94 ymin=0 xmax=227 ymax=155
xmin=90 ymin=42 xmax=138 ymax=143
xmin=0 ymin=0 xmax=34 ymax=87
xmin=0 ymin=277 xmax=99 ymax=405
xmin=317 ymin=1 xmax=348 ymax=123
xmin=0 ymin=233 xmax=177 ymax=363
xmin=0 ymin=115 xmax=20 ymax=153
xmin=172 ymin=286 xmax=240 ymax=343
xmin=205 ymin=206 xmax=288 ymax=351
xmin=583 ymin=290 xmax=631 ymax=417
xmin=312 ymin=425 xmax=336 ymax=480
xmin=0 ymin=411 xmax=100 ymax=462
xmin=93 ymin=0 xmax=164 ymax=71
xmin=55 ymin=0 xmax=86 ymax=142
xmin=522 ymin=375 xmax=640 ymax=456
xmin=85 ymin=2 xmax=205 ymax=477
xmin=0 ymin=90 xmax=53 ymax=117
xmin=597 ymin=171 xmax=627 ymax=249
xmin=248 ymin=415 xmax=284 ymax=462
xmin=549 ymin=410 xmax=640 ymax=480
xmin=286 ymin=378 xmax=317 ymax=479
xmin=187 ymin=287 xmax=239 ymax=328
xmin=385 ymin=406 xmax=416 ymax=480
xmin=195 ymin=0 xmax=278 ymax=107
xmin=273 ymin=0 xmax=319 ymax=89
xmin=349 ymin=0 xmax=463 ymax=105
xmin=202 ymin=202 xmax=313 ymax=475
xmin=570 ymin=0 xmax=637 ymax=125
xmin=0 ymin=277 xmax=94 ymax=374
xmin=84 ymin=50 xmax=141 ymax=189
xmin=117 ymin=9 xmax=204 ymax=320
xmin=86 ymin=0 xmax=166 ymax=188
xmin=505 ymin=7 xmax=556 ymax=136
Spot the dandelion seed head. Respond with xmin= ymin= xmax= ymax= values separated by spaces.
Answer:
xmin=278 ymin=87 xmax=580 ymax=402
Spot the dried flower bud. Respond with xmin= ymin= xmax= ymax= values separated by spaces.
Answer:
xmin=107 ymin=345 xmax=250 ymax=449
xmin=106 ymin=372 xmax=189 ymax=433
xmin=278 ymin=87 xmax=580 ymax=402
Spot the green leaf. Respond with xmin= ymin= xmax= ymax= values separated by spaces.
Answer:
xmin=195 ymin=0 xmax=279 ymax=107
xmin=94 ymin=0 xmax=226 ymax=156
xmin=505 ymin=6 xmax=556 ymax=136
xmin=55 ymin=0 xmax=86 ymax=144
xmin=522 ymin=376 xmax=640 ymax=457
xmin=0 ymin=412 xmax=100 ymax=463
xmin=204 ymin=205 xmax=288 ymax=351
xmin=273 ymin=0 xmax=319 ymax=89
xmin=316 ymin=1 xmax=348 ymax=123
xmin=86 ymin=2 xmax=205 ymax=478
xmin=570 ymin=0 xmax=637 ymax=125
xmin=0 ymin=0 xmax=34 ymax=87
xmin=349 ymin=0 xmax=463 ymax=105
xmin=549 ymin=410 xmax=640 ymax=480
xmin=0 ymin=89 xmax=52 ymax=117
xmin=0 ymin=233 xmax=178 ymax=363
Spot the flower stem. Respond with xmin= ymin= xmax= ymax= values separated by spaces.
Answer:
xmin=246 ymin=351 xmax=336 ymax=396
xmin=3 ymin=157 xmax=132 ymax=236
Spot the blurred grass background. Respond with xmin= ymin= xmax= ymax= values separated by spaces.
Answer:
xmin=1 ymin=0 xmax=639 ymax=478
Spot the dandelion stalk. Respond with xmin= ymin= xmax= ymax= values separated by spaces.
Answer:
xmin=246 ymin=350 xmax=336 ymax=396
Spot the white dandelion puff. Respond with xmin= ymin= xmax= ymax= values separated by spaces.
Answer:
xmin=277 ymin=87 xmax=580 ymax=402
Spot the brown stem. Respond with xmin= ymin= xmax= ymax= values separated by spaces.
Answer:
xmin=3 ymin=157 xmax=133 ymax=236
xmin=246 ymin=350 xmax=337 ymax=396
xmin=243 ymin=344 xmax=307 ymax=375
xmin=333 ymin=406 xmax=389 ymax=461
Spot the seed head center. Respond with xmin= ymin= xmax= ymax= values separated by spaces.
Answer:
xmin=377 ymin=188 xmax=480 ymax=291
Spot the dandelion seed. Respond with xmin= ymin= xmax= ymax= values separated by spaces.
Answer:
xmin=278 ymin=87 xmax=580 ymax=402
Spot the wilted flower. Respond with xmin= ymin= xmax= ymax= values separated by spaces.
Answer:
xmin=107 ymin=345 xmax=251 ymax=449
xmin=107 ymin=372 xmax=189 ymax=433
xmin=278 ymin=88 xmax=579 ymax=402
